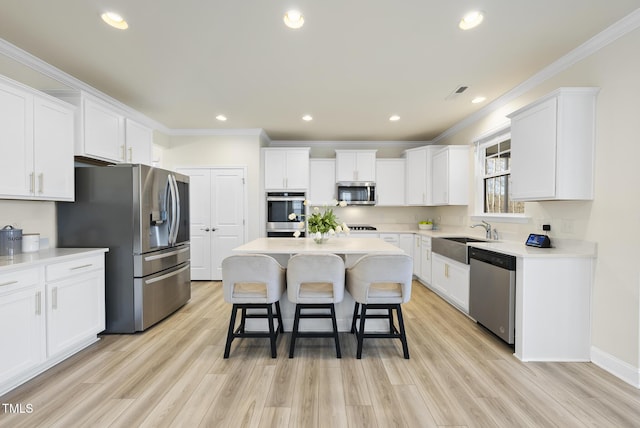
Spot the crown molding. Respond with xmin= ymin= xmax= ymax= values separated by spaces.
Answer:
xmin=0 ymin=38 xmax=170 ymax=133
xmin=433 ymin=7 xmax=640 ymax=144
xmin=166 ymin=128 xmax=265 ymax=137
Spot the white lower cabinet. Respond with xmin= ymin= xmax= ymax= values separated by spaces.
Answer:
xmin=419 ymin=236 xmax=432 ymax=285
xmin=45 ymin=255 xmax=105 ymax=358
xmin=431 ymin=253 xmax=470 ymax=313
xmin=0 ymin=269 xmax=46 ymax=390
xmin=0 ymin=251 xmax=106 ymax=396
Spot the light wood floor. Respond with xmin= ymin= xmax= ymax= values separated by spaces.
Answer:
xmin=2 ymin=280 xmax=640 ymax=427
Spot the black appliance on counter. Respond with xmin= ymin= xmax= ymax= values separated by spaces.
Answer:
xmin=266 ymin=192 xmax=306 ymax=237
xmin=57 ymin=164 xmax=191 ymax=333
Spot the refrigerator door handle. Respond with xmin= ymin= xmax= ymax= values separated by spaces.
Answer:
xmin=167 ymin=174 xmax=179 ymax=246
xmin=172 ymin=174 xmax=181 ymax=245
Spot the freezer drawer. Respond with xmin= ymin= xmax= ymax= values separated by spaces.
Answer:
xmin=134 ymin=262 xmax=191 ymax=331
xmin=134 ymin=245 xmax=190 ymax=278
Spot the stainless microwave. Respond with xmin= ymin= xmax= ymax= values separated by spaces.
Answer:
xmin=336 ymin=182 xmax=376 ymax=206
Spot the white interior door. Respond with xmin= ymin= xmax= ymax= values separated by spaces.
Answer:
xmin=177 ymin=167 xmax=246 ymax=281
xmin=211 ymin=169 xmax=245 ymax=280
xmin=181 ymin=169 xmax=212 ymax=280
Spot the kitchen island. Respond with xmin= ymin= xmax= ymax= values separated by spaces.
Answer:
xmin=232 ymin=237 xmax=405 ymax=331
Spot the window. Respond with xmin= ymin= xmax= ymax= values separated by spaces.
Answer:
xmin=478 ymin=133 xmax=524 ymax=215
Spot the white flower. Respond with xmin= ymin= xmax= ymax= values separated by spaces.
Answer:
xmin=298 ymin=221 xmax=305 ymax=229
xmin=335 ymin=225 xmax=343 ymax=233
xmin=293 ymin=230 xmax=301 ymax=238
xmin=303 ymin=199 xmax=309 ymax=206
xmin=338 ymin=200 xmax=347 ymax=207
xmin=342 ymin=223 xmax=350 ymax=234
xmin=313 ymin=206 xmax=320 ymax=213
xmin=288 ymin=213 xmax=297 ymax=220
xmin=315 ymin=231 xmax=322 ymax=240
xmin=331 ymin=199 xmax=338 ymax=206
xmin=329 ymin=229 xmax=336 ymax=236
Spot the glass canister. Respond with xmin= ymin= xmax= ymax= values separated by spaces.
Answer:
xmin=0 ymin=225 xmax=23 ymax=257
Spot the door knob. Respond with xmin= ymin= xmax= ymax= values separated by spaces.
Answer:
xmin=201 ymin=228 xmax=210 ymax=232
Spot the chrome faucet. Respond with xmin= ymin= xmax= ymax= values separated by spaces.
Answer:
xmin=471 ymin=220 xmax=492 ymax=239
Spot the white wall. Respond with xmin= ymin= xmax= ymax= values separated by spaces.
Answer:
xmin=161 ymin=133 xmax=263 ymax=240
xmin=0 ymin=200 xmax=57 ymax=247
xmin=435 ymin=26 xmax=640 ymax=375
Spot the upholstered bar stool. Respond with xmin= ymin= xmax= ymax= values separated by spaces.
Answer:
xmin=346 ymin=254 xmax=413 ymax=359
xmin=286 ymin=253 xmax=345 ymax=358
xmin=222 ymin=254 xmax=286 ymax=358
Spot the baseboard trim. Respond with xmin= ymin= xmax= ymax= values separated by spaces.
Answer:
xmin=591 ymin=346 xmax=640 ymax=388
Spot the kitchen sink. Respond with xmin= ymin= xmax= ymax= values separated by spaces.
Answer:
xmin=432 ymin=236 xmax=486 ymax=264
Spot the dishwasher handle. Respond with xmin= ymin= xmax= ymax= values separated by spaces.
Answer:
xmin=469 ymin=247 xmax=516 ymax=271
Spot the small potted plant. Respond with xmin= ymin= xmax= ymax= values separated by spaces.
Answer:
xmin=418 ymin=220 xmax=433 ymax=230
xmin=289 ymin=200 xmax=350 ymax=243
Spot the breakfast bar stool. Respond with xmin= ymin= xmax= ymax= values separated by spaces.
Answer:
xmin=346 ymin=254 xmax=413 ymax=359
xmin=222 ymin=254 xmax=286 ymax=358
xmin=286 ymin=253 xmax=345 ymax=358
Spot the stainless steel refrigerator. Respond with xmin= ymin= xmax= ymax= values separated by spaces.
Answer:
xmin=57 ymin=164 xmax=191 ymax=333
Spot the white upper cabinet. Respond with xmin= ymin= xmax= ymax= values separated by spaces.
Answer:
xmin=431 ymin=145 xmax=469 ymax=205
xmin=335 ymin=150 xmax=376 ymax=182
xmin=264 ymin=148 xmax=310 ymax=190
xmin=508 ymin=87 xmax=598 ymax=201
xmin=0 ymin=76 xmax=74 ymax=201
xmin=376 ymin=159 xmax=405 ymax=206
xmin=48 ymin=90 xmax=154 ymax=165
xmin=309 ymin=159 xmax=336 ymax=204
xmin=125 ymin=119 xmax=153 ymax=165
xmin=404 ymin=146 xmax=442 ymax=206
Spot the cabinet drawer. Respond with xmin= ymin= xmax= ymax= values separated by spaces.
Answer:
xmin=46 ymin=255 xmax=104 ymax=282
xmin=0 ymin=268 xmax=40 ymax=289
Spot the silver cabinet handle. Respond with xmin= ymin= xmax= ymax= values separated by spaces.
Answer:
xmin=38 ymin=173 xmax=44 ymax=194
xmin=128 ymin=147 xmax=133 ymax=162
xmin=70 ymin=263 xmax=93 ymax=270
xmin=52 ymin=287 xmax=58 ymax=309
xmin=29 ymin=172 xmax=35 ymax=193
xmin=0 ymin=280 xmax=18 ymax=287
xmin=121 ymin=145 xmax=126 ymax=161
xmin=36 ymin=291 xmax=42 ymax=315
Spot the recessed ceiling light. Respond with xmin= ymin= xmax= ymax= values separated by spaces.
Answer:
xmin=389 ymin=115 xmax=401 ymax=122
xmin=459 ymin=10 xmax=484 ymax=30
xmin=216 ymin=115 xmax=227 ymax=122
xmin=284 ymin=10 xmax=304 ymax=29
xmin=472 ymin=96 xmax=487 ymax=104
xmin=302 ymin=115 xmax=313 ymax=121
xmin=101 ymin=11 xmax=129 ymax=30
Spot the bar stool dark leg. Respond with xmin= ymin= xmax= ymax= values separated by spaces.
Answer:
xmin=330 ymin=304 xmax=341 ymax=358
xmin=275 ymin=301 xmax=284 ymax=333
xmin=396 ymin=304 xmax=409 ymax=359
xmin=224 ymin=304 xmax=239 ymax=358
xmin=289 ymin=304 xmax=302 ymax=358
xmin=267 ymin=304 xmax=277 ymax=358
xmin=350 ymin=302 xmax=360 ymax=333
xmin=356 ymin=304 xmax=367 ymax=359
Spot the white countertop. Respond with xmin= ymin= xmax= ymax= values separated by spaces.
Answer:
xmin=0 ymin=248 xmax=109 ymax=272
xmin=233 ymin=237 xmax=404 ymax=255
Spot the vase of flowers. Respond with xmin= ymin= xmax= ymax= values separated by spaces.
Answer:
xmin=289 ymin=200 xmax=350 ymax=243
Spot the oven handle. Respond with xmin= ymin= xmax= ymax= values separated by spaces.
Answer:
xmin=267 ymin=196 xmax=306 ymax=202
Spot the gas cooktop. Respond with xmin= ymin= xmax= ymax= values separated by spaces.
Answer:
xmin=348 ymin=225 xmax=377 ymax=231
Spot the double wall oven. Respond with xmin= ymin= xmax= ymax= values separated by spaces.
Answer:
xmin=266 ymin=192 xmax=306 ymax=237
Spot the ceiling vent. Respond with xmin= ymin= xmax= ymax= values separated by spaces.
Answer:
xmin=446 ymin=85 xmax=468 ymax=100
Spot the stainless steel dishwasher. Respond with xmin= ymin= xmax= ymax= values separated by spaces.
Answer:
xmin=469 ymin=247 xmax=516 ymax=344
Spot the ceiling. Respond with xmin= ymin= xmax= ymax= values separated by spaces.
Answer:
xmin=0 ymin=1 xmax=638 ymax=141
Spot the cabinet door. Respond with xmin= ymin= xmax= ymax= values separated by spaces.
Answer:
xmin=405 ymin=149 xmax=427 ymax=205
xmin=510 ymin=97 xmax=558 ymax=200
xmin=376 ymin=159 xmax=405 ymax=205
xmin=264 ymin=150 xmax=287 ymax=189
xmin=398 ymin=234 xmax=414 ymax=259
xmin=430 ymin=254 xmax=449 ymax=296
xmin=284 ymin=150 xmax=309 ymax=189
xmin=336 ymin=151 xmax=358 ymax=181
xmin=420 ymin=237 xmax=432 ymax=284
xmin=309 ymin=159 xmax=336 ymax=204
xmin=33 ymin=96 xmax=75 ymax=201
xmin=46 ymin=270 xmax=105 ymax=358
xmin=0 ymin=82 xmax=33 ymax=198
xmin=412 ymin=235 xmax=421 ymax=276
xmin=431 ymin=149 xmax=449 ymax=205
xmin=355 ymin=152 xmax=376 ymax=182
xmin=0 ymin=275 xmax=45 ymax=386
xmin=125 ymin=119 xmax=153 ymax=165
xmin=446 ymin=260 xmax=470 ymax=313
xmin=83 ymin=98 xmax=125 ymax=162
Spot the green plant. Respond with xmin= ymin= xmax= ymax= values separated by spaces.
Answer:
xmin=289 ymin=200 xmax=349 ymax=239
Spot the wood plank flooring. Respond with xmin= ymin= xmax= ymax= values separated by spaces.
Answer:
xmin=1 ymin=280 xmax=640 ymax=427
